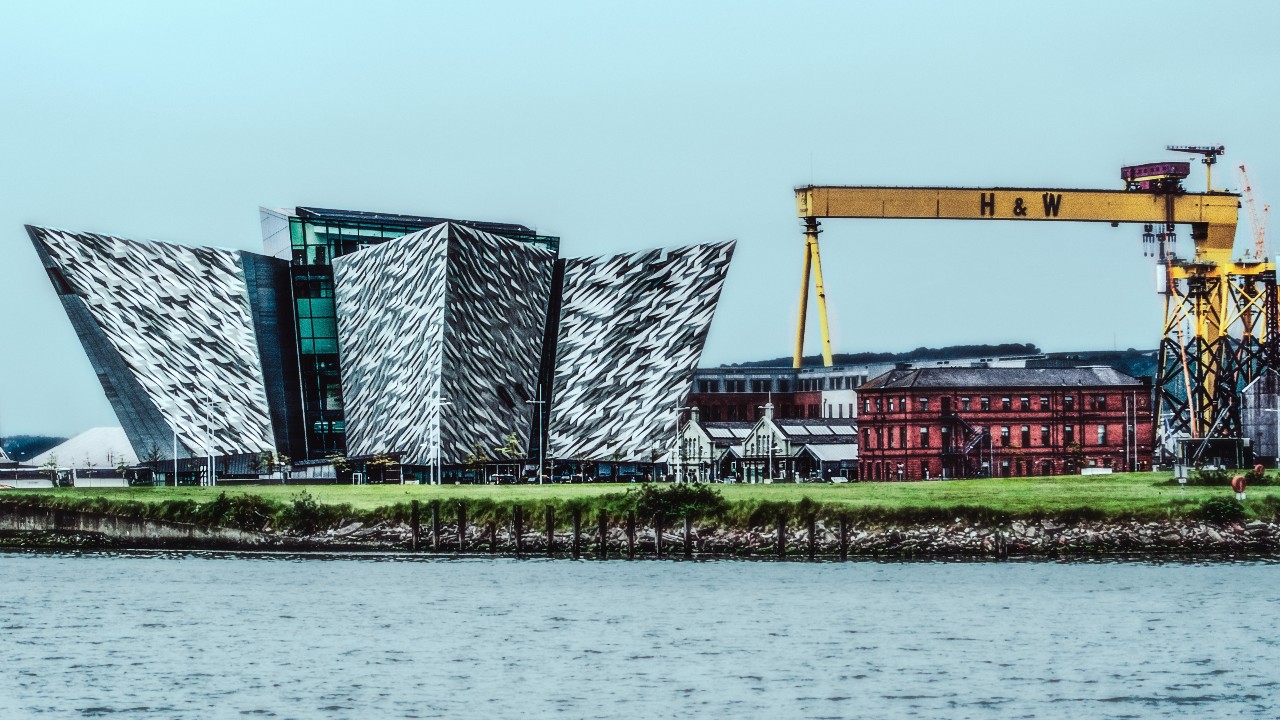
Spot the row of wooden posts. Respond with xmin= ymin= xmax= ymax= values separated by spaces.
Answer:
xmin=407 ymin=500 xmax=852 ymax=560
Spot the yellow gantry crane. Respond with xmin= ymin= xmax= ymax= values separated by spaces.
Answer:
xmin=792 ymin=167 xmax=1274 ymax=445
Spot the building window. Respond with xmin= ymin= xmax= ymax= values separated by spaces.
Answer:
xmin=918 ymin=398 xmax=930 ymax=412
xmin=1097 ymin=395 xmax=1108 ymax=411
xmin=887 ymin=427 xmax=895 ymax=448
xmin=1000 ymin=426 xmax=1010 ymax=446
xmin=1040 ymin=425 xmax=1050 ymax=446
xmin=864 ymin=428 xmax=871 ymax=448
xmin=961 ymin=397 xmax=971 ymax=412
xmin=876 ymin=398 xmax=883 ymax=412
xmin=864 ymin=399 xmax=871 ymax=413
xmin=940 ymin=425 xmax=951 ymax=450
xmin=1021 ymin=425 xmax=1030 ymax=447
xmin=1064 ymin=424 xmax=1075 ymax=444
xmin=920 ymin=427 xmax=930 ymax=448
xmin=1097 ymin=424 xmax=1107 ymax=445
xmin=888 ymin=398 xmax=895 ymax=412
xmin=876 ymin=428 xmax=884 ymax=447
xmin=1040 ymin=396 xmax=1050 ymax=410
xmin=1001 ymin=397 xmax=1012 ymax=411
xmin=981 ymin=397 xmax=990 ymax=411
xmin=899 ymin=427 xmax=907 ymax=447
xmin=1064 ymin=395 xmax=1075 ymax=411
xmin=1020 ymin=397 xmax=1030 ymax=411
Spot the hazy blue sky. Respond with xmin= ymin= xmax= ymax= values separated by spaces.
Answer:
xmin=2 ymin=1 xmax=1278 ymax=437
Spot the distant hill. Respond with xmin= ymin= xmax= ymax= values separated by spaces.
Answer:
xmin=1 ymin=435 xmax=68 ymax=463
xmin=1029 ymin=349 xmax=1157 ymax=382
xmin=720 ymin=344 xmax=1159 ymax=382
xmin=725 ymin=343 xmax=1043 ymax=368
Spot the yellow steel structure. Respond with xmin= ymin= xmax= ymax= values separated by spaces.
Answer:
xmin=792 ymin=184 xmax=1270 ymax=441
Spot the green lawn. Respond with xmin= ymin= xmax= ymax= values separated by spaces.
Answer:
xmin=7 ymin=472 xmax=1276 ymax=517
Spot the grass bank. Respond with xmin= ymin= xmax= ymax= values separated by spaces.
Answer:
xmin=4 ymin=473 xmax=1280 ymax=534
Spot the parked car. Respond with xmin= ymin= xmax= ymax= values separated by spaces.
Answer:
xmin=487 ymin=474 xmax=516 ymax=485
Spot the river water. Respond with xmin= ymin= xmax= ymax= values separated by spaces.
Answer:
xmin=1 ymin=552 xmax=1277 ymax=719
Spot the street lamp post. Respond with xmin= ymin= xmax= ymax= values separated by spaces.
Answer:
xmin=173 ymin=430 xmax=179 ymax=488
xmin=526 ymin=385 xmax=546 ymax=485
xmin=198 ymin=395 xmax=226 ymax=487
xmin=430 ymin=397 xmax=454 ymax=485
xmin=672 ymin=404 xmax=689 ymax=482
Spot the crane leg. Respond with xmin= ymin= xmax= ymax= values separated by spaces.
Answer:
xmin=793 ymin=231 xmax=813 ymax=369
xmin=806 ymin=218 xmax=834 ymax=367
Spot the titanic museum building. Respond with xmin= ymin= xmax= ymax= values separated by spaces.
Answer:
xmin=27 ymin=207 xmax=734 ymax=479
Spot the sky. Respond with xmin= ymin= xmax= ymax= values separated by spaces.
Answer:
xmin=1 ymin=1 xmax=1278 ymax=437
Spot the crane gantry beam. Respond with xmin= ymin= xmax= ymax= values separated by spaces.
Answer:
xmin=796 ymin=186 xmax=1240 ymax=259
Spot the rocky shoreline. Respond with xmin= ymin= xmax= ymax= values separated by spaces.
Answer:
xmin=8 ymin=514 xmax=1278 ymax=558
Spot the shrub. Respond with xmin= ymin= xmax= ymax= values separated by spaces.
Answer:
xmin=623 ymin=483 xmax=728 ymax=523
xmin=1196 ymin=497 xmax=1245 ymax=524
xmin=1174 ymin=469 xmax=1279 ymax=487
xmin=193 ymin=492 xmax=279 ymax=531
xmin=276 ymin=491 xmax=346 ymax=534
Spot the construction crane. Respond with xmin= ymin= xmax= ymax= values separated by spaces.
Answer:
xmin=1239 ymin=164 xmax=1270 ymax=260
xmin=792 ymin=154 xmax=1275 ymax=448
xmin=1167 ymin=145 xmax=1226 ymax=192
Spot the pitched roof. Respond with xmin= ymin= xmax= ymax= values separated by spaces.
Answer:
xmin=696 ymin=421 xmax=754 ymax=445
xmin=774 ymin=419 xmax=858 ymax=444
xmin=797 ymin=443 xmax=859 ymax=462
xmin=860 ymin=366 xmax=1143 ymax=391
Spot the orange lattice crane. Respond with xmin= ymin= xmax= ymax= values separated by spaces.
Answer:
xmin=1239 ymin=163 xmax=1270 ymax=260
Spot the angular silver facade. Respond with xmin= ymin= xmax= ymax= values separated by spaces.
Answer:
xmin=333 ymin=223 xmax=555 ymax=465
xmin=27 ymin=226 xmax=279 ymax=459
xmin=548 ymin=241 xmax=735 ymax=461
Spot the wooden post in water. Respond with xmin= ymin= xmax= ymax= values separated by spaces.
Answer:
xmin=571 ymin=509 xmax=582 ymax=560
xmin=654 ymin=514 xmax=663 ymax=558
xmin=776 ymin=512 xmax=786 ymax=559
xmin=597 ymin=511 xmax=608 ymax=559
xmin=410 ymin=499 xmax=420 ymax=552
xmin=457 ymin=502 xmax=467 ymax=552
xmin=683 ymin=512 xmax=693 ymax=559
xmin=839 ymin=516 xmax=849 ymax=561
xmin=514 ymin=505 xmax=524 ymax=557
xmin=488 ymin=521 xmax=497 ymax=553
xmin=626 ymin=511 xmax=636 ymax=560
xmin=431 ymin=502 xmax=441 ymax=551
xmin=807 ymin=513 xmax=816 ymax=562
xmin=545 ymin=506 xmax=555 ymax=557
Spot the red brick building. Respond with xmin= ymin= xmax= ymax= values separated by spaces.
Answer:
xmin=688 ymin=367 xmax=865 ymax=422
xmin=858 ymin=367 xmax=1153 ymax=480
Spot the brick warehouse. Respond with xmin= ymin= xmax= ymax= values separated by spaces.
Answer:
xmin=858 ymin=367 xmax=1154 ymax=480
